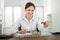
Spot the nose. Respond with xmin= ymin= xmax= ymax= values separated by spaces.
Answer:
xmin=29 ymin=11 xmax=33 ymax=14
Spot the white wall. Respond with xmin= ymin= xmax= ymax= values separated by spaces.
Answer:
xmin=0 ymin=0 xmax=1 ymax=8
xmin=44 ymin=0 xmax=60 ymax=33
xmin=51 ymin=0 xmax=60 ymax=32
xmin=4 ymin=0 xmax=44 ymax=6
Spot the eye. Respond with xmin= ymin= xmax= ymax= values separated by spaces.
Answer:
xmin=31 ymin=10 xmax=34 ymax=12
xmin=28 ymin=9 xmax=30 ymax=11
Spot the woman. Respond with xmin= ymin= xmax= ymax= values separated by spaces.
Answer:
xmin=12 ymin=2 xmax=49 ymax=35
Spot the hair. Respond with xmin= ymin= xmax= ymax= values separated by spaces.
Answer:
xmin=25 ymin=2 xmax=35 ymax=10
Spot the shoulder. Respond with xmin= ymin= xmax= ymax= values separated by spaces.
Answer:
xmin=15 ymin=17 xmax=24 ymax=24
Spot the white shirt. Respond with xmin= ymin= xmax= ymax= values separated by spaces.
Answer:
xmin=11 ymin=16 xmax=50 ymax=35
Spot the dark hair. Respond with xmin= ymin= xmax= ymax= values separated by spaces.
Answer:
xmin=25 ymin=2 xmax=35 ymax=10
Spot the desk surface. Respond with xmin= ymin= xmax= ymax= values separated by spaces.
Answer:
xmin=1 ymin=35 xmax=60 ymax=40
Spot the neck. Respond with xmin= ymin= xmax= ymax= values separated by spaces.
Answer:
xmin=25 ymin=15 xmax=33 ymax=21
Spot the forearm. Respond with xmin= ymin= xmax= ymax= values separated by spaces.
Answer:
xmin=16 ymin=29 xmax=27 ymax=34
xmin=16 ymin=31 xmax=21 ymax=34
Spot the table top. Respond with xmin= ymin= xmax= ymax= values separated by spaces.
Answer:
xmin=0 ymin=34 xmax=60 ymax=40
xmin=0 ymin=32 xmax=60 ymax=40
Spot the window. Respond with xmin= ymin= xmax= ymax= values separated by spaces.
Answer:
xmin=14 ymin=7 xmax=21 ymax=23
xmin=5 ymin=7 xmax=12 ymax=27
xmin=5 ymin=6 xmax=21 ymax=27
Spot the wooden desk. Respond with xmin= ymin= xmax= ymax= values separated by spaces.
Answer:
xmin=0 ymin=34 xmax=60 ymax=40
xmin=7 ymin=35 xmax=60 ymax=40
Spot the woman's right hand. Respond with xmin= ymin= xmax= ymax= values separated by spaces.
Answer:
xmin=17 ymin=29 xmax=27 ymax=34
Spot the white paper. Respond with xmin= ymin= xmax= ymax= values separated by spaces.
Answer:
xmin=15 ymin=33 xmax=32 ymax=37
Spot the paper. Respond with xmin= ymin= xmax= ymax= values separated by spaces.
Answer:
xmin=15 ymin=33 xmax=32 ymax=37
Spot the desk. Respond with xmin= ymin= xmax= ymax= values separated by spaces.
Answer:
xmin=0 ymin=34 xmax=60 ymax=40
xmin=1 ymin=35 xmax=60 ymax=40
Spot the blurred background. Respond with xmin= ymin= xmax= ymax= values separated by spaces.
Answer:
xmin=0 ymin=0 xmax=60 ymax=34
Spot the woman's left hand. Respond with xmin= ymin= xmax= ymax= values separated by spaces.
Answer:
xmin=41 ymin=21 xmax=49 ymax=28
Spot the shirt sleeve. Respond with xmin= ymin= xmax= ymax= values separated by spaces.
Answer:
xmin=37 ymin=19 xmax=50 ymax=36
xmin=11 ymin=19 xmax=21 ymax=34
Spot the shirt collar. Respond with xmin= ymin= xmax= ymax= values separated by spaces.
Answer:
xmin=23 ymin=15 xmax=34 ymax=22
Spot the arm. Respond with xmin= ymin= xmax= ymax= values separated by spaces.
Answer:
xmin=16 ymin=29 xmax=27 ymax=34
xmin=11 ymin=19 xmax=21 ymax=34
xmin=37 ymin=19 xmax=52 ymax=36
xmin=37 ymin=19 xmax=49 ymax=35
xmin=11 ymin=19 xmax=27 ymax=34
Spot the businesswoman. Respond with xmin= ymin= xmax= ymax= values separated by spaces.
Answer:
xmin=11 ymin=2 xmax=49 ymax=35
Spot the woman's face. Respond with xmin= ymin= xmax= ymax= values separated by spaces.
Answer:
xmin=25 ymin=6 xmax=35 ymax=19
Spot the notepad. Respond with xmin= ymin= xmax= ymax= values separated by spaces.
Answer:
xmin=15 ymin=33 xmax=32 ymax=37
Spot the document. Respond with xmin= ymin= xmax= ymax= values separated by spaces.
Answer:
xmin=15 ymin=33 xmax=32 ymax=37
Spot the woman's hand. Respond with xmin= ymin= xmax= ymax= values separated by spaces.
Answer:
xmin=41 ymin=21 xmax=49 ymax=28
xmin=17 ymin=29 xmax=27 ymax=34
